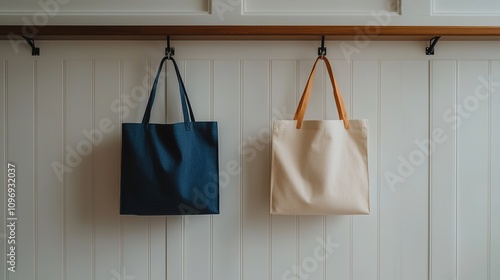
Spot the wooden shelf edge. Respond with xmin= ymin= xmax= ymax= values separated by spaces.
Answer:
xmin=2 ymin=25 xmax=500 ymax=40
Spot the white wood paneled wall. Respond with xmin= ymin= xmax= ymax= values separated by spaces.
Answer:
xmin=0 ymin=41 xmax=499 ymax=280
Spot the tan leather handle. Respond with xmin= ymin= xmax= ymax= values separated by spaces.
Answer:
xmin=293 ymin=56 xmax=350 ymax=129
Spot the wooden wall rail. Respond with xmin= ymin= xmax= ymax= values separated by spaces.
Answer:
xmin=1 ymin=25 xmax=500 ymax=40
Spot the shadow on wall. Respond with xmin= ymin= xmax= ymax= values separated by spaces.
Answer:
xmin=60 ymin=123 xmax=121 ymax=227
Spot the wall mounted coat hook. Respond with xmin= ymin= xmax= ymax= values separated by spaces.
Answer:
xmin=318 ymin=35 xmax=327 ymax=56
xmin=165 ymin=35 xmax=175 ymax=59
xmin=426 ymin=36 xmax=441 ymax=55
xmin=22 ymin=36 xmax=40 ymax=56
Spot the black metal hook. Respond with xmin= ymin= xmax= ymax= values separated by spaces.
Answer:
xmin=165 ymin=36 xmax=175 ymax=59
xmin=425 ymin=36 xmax=441 ymax=55
xmin=318 ymin=35 xmax=327 ymax=57
xmin=22 ymin=36 xmax=40 ymax=56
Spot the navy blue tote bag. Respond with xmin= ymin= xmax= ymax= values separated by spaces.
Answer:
xmin=120 ymin=56 xmax=219 ymax=215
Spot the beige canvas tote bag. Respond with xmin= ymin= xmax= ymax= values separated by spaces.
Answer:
xmin=270 ymin=56 xmax=370 ymax=215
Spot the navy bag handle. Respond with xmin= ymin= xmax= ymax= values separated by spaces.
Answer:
xmin=142 ymin=56 xmax=196 ymax=130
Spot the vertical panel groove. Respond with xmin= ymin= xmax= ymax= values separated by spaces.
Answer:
xmin=181 ymin=59 xmax=186 ymax=280
xmin=62 ymin=59 xmax=67 ymax=280
xmin=4 ymin=59 xmax=7 ymax=280
xmin=428 ymin=60 xmax=433 ymax=280
xmin=322 ymin=64 xmax=327 ymax=280
xmin=118 ymin=59 xmax=124 ymax=280
xmin=239 ymin=59 xmax=243 ymax=280
xmin=268 ymin=60 xmax=273 ymax=280
xmin=4 ymin=59 xmax=8 ymax=280
xmin=2 ymin=59 xmax=6 ymax=280
xmin=210 ymin=59 xmax=214 ymax=280
xmin=323 ymin=217 xmax=326 ymax=280
xmin=148 ymin=217 xmax=151 ymax=280
xmin=147 ymin=60 xmax=152 ymax=280
xmin=488 ymin=60 xmax=492 ymax=280
xmin=348 ymin=64 xmax=354 ymax=280
xmin=241 ymin=59 xmax=245 ymax=280
xmin=33 ymin=59 xmax=38 ymax=280
xmin=164 ymin=219 xmax=167 ymax=279
xmin=492 ymin=59 xmax=500 ymax=280
xmin=399 ymin=61 xmax=403 ymax=280
xmin=91 ymin=59 xmax=96 ymax=280
xmin=376 ymin=59 xmax=381 ymax=280
xmin=454 ymin=60 xmax=459 ymax=280
xmin=295 ymin=59 xmax=300 ymax=280
xmin=349 ymin=59 xmax=354 ymax=280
